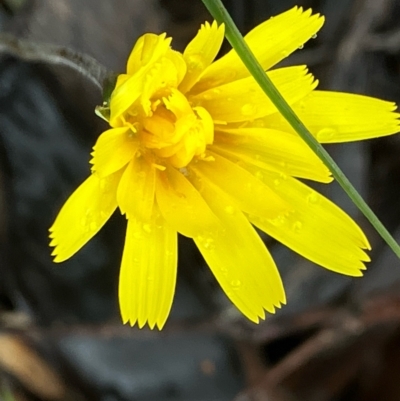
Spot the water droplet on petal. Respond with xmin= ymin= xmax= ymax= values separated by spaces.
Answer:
xmin=316 ymin=128 xmax=337 ymax=141
xmin=307 ymin=192 xmax=319 ymax=204
xmin=292 ymin=221 xmax=303 ymax=233
xmin=231 ymin=279 xmax=242 ymax=289
xmin=255 ymin=171 xmax=263 ymax=180
xmin=281 ymin=50 xmax=289 ymax=58
xmin=273 ymin=179 xmax=281 ymax=186
xmin=225 ymin=205 xmax=235 ymax=215
xmin=143 ymin=224 xmax=152 ymax=234
xmin=99 ymin=178 xmax=112 ymax=193
xmin=311 ymin=33 xmax=318 ymax=39
xmin=198 ymin=236 xmax=215 ymax=251
xmin=241 ymin=103 xmax=257 ymax=116
xmin=270 ymin=214 xmax=286 ymax=227
xmin=298 ymin=101 xmax=306 ymax=110
xmin=298 ymin=44 xmax=304 ymax=50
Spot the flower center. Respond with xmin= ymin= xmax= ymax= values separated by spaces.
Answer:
xmin=135 ymin=88 xmax=212 ymax=168
xmin=114 ymin=51 xmax=215 ymax=169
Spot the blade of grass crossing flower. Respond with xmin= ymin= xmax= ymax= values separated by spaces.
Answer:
xmin=201 ymin=0 xmax=400 ymax=259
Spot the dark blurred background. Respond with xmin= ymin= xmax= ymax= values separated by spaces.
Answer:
xmin=1 ymin=0 xmax=400 ymax=400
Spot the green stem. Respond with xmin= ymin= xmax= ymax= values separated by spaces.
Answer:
xmin=202 ymin=0 xmax=400 ymax=258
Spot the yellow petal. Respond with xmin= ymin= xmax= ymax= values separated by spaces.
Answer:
xmin=213 ymin=128 xmax=331 ymax=183
xmin=191 ymin=66 xmax=316 ymax=122
xmin=193 ymin=7 xmax=324 ymax=91
xmin=110 ymin=33 xmax=173 ymax=125
xmin=190 ymin=173 xmax=285 ymax=321
xmin=126 ymin=33 xmax=172 ymax=75
xmin=155 ymin=165 xmax=221 ymax=238
xmin=247 ymin=170 xmax=370 ymax=276
xmin=109 ymin=71 xmax=146 ymax=126
xmin=117 ymin=157 xmax=155 ymax=221
xmin=50 ymin=172 xmax=120 ymax=262
xmin=119 ymin=212 xmax=177 ymax=329
xmin=140 ymin=55 xmax=187 ymax=116
xmin=179 ymin=21 xmax=225 ymax=94
xmin=190 ymin=151 xmax=288 ymax=219
xmin=267 ymin=91 xmax=400 ymax=142
xmin=90 ymin=127 xmax=138 ymax=177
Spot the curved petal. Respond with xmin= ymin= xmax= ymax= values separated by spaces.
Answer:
xmin=90 ymin=127 xmax=138 ymax=177
xmin=109 ymin=71 xmax=146 ymax=126
xmin=212 ymin=128 xmax=331 ymax=183
xmin=155 ymin=165 xmax=221 ymax=238
xmin=179 ymin=21 xmax=225 ymax=94
xmin=126 ymin=33 xmax=172 ymax=75
xmin=117 ymin=156 xmax=155 ymax=221
xmin=193 ymin=7 xmax=324 ymax=92
xmin=267 ymin=91 xmax=400 ymax=142
xmin=119 ymin=211 xmax=177 ymax=329
xmin=247 ymin=170 xmax=370 ymax=276
xmin=140 ymin=56 xmax=186 ymax=116
xmin=110 ymin=33 xmax=173 ymax=125
xmin=50 ymin=172 xmax=120 ymax=262
xmin=191 ymin=151 xmax=288 ymax=218
xmin=190 ymin=173 xmax=285 ymax=321
xmin=191 ymin=66 xmax=316 ymax=122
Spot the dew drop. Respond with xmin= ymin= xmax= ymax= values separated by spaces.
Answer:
xmin=99 ymin=178 xmax=111 ymax=193
xmin=292 ymin=221 xmax=303 ymax=233
xmin=225 ymin=205 xmax=235 ymax=215
xmin=270 ymin=214 xmax=286 ymax=227
xmin=143 ymin=224 xmax=152 ymax=234
xmin=230 ymin=279 xmax=242 ymax=289
xmin=203 ymin=238 xmax=215 ymax=250
xmin=100 ymin=211 xmax=108 ymax=219
xmin=255 ymin=171 xmax=263 ymax=180
xmin=298 ymin=101 xmax=306 ymax=110
xmin=298 ymin=44 xmax=304 ymax=49
xmin=253 ymin=119 xmax=265 ymax=128
xmin=241 ymin=103 xmax=257 ymax=116
xmin=179 ymin=167 xmax=190 ymax=177
xmin=273 ymin=179 xmax=281 ymax=186
xmin=281 ymin=50 xmax=289 ymax=58
xmin=307 ymin=192 xmax=319 ymax=204
xmin=311 ymin=33 xmax=318 ymax=39
xmin=316 ymin=128 xmax=337 ymax=141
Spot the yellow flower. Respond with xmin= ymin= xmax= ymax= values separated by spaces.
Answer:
xmin=49 ymin=7 xmax=399 ymax=329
